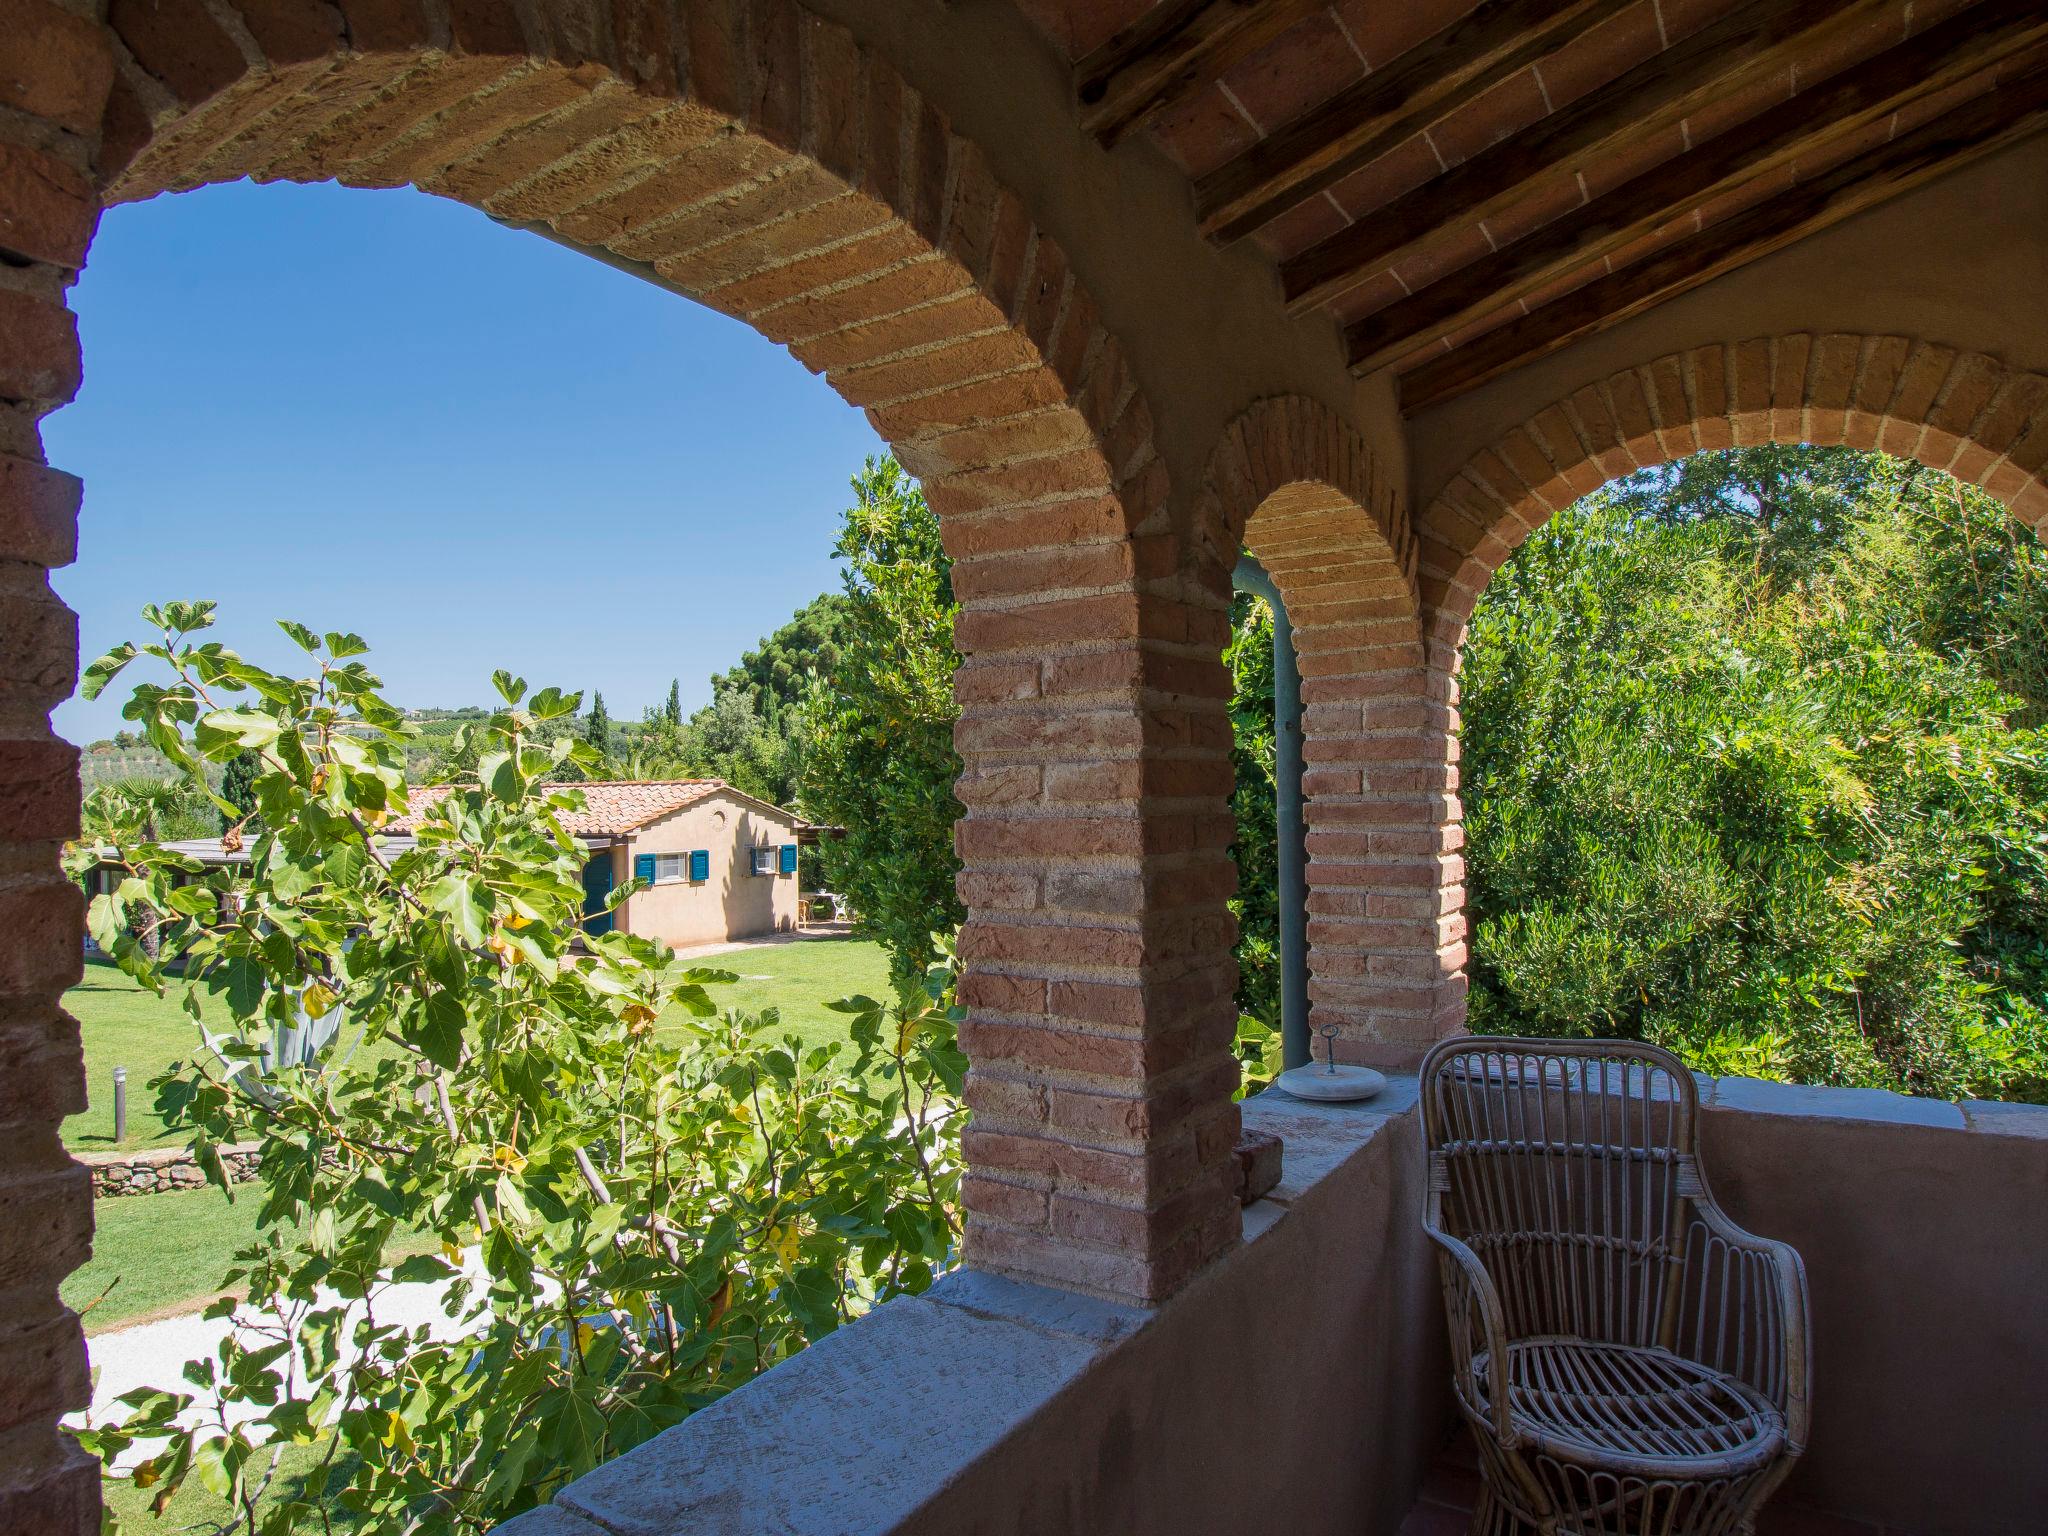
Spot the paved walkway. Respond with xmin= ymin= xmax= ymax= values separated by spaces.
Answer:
xmin=668 ymin=921 xmax=856 ymax=961
xmin=74 ymin=1249 xmax=498 ymax=1467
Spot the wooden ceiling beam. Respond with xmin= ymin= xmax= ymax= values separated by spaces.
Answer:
xmin=1195 ymin=0 xmax=1635 ymax=245
xmin=1282 ymin=0 xmax=1899 ymax=314
xmin=1076 ymin=0 xmax=1328 ymax=147
xmin=1348 ymin=0 xmax=2048 ymax=374
xmin=1395 ymin=59 xmax=2048 ymax=413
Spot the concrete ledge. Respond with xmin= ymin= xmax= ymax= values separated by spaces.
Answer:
xmin=523 ymin=1077 xmax=1442 ymax=1536
xmin=1705 ymin=1074 xmax=1968 ymax=1128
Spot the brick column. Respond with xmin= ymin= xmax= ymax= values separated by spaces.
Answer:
xmin=944 ymin=451 xmax=1244 ymax=1305
xmin=0 ymin=5 xmax=113 ymax=1532
xmin=1199 ymin=396 xmax=1462 ymax=1072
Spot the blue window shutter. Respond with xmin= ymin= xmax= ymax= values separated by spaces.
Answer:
xmin=633 ymin=853 xmax=656 ymax=885
xmin=779 ymin=844 xmax=797 ymax=875
xmin=690 ymin=849 xmax=709 ymax=882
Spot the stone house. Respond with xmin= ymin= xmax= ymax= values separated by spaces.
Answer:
xmin=5 ymin=3 xmax=2048 ymax=1533
xmin=393 ymin=780 xmax=805 ymax=947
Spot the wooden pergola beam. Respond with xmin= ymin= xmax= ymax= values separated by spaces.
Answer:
xmin=1194 ymin=0 xmax=1635 ymax=245
xmin=1396 ymin=59 xmax=2048 ymax=413
xmin=1076 ymin=0 xmax=1327 ymax=147
xmin=1281 ymin=0 xmax=1898 ymax=314
xmin=1348 ymin=0 xmax=2048 ymax=374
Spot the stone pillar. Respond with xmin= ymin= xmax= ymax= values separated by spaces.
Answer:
xmin=0 ymin=5 xmax=113 ymax=1532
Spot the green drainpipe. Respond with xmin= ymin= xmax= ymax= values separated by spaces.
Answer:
xmin=1233 ymin=554 xmax=1311 ymax=1070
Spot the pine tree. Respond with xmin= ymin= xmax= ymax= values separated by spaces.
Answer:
xmin=584 ymin=693 xmax=612 ymax=759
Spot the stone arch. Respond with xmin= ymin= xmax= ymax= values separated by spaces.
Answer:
xmin=1397 ymin=333 xmax=2048 ymax=1057
xmin=1195 ymin=398 xmax=1462 ymax=1068
xmin=0 ymin=9 xmax=1248 ymax=1518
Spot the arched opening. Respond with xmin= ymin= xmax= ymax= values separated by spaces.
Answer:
xmin=1412 ymin=335 xmax=2048 ymax=1100
xmin=1195 ymin=398 xmax=1442 ymax=1084
xmin=1458 ymin=442 xmax=2047 ymax=1101
xmin=0 ymin=7 xmax=1254 ymax=1527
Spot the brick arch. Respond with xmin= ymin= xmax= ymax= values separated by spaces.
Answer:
xmin=1194 ymin=398 xmax=1463 ymax=1068
xmin=1417 ymin=334 xmax=2048 ymax=638
xmin=1380 ymin=334 xmax=2048 ymax=1065
xmin=0 ymin=7 xmax=1246 ymax=1516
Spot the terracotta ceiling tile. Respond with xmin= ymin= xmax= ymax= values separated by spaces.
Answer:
xmin=1655 ymin=0 xmax=1753 ymax=42
xmin=1514 ymin=262 xmax=1604 ymax=316
xmin=1323 ymin=267 xmax=1409 ymax=327
xmin=1479 ymin=172 xmax=1586 ymax=248
xmin=1904 ymin=0 xmax=1974 ymax=32
xmin=1792 ymin=1 xmax=1912 ymax=89
xmin=1216 ymin=11 xmax=1369 ymax=133
xmin=1392 ymin=221 xmax=1494 ymax=295
xmin=1682 ymin=66 xmax=1793 ymax=147
xmin=1147 ymin=85 xmax=1259 ymax=179
xmin=1251 ymin=192 xmax=1351 ymax=264
xmin=1602 ymin=219 xmax=1689 ymax=272
xmin=1530 ymin=0 xmax=1664 ymax=114
xmin=1427 ymin=68 xmax=1549 ymax=168
xmin=1577 ymin=121 xmax=1687 ymax=200
xmin=1326 ymin=134 xmax=1443 ymax=219
xmin=1332 ymin=0 xmax=1477 ymax=71
xmin=1887 ymin=70 xmax=1995 ymax=137
xmin=1692 ymin=160 xmax=1795 ymax=227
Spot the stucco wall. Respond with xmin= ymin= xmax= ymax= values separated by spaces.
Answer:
xmin=611 ymin=793 xmax=800 ymax=948
xmin=1702 ymin=1083 xmax=2048 ymax=1536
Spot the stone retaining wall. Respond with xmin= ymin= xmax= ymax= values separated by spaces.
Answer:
xmin=79 ymin=1143 xmax=262 ymax=1199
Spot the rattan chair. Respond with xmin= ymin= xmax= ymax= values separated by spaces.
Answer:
xmin=1419 ymin=1037 xmax=1811 ymax=1536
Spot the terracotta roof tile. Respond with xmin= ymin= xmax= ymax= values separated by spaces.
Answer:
xmin=388 ymin=780 xmax=727 ymax=838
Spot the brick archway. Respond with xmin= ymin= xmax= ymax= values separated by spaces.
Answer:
xmin=0 ymin=3 xmax=1249 ymax=1520
xmin=1399 ymin=333 xmax=2048 ymax=1060
xmin=1193 ymin=398 xmax=1464 ymax=1069
xmin=1417 ymin=335 xmax=2048 ymax=638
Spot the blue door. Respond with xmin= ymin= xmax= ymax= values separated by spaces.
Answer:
xmin=581 ymin=855 xmax=615 ymax=936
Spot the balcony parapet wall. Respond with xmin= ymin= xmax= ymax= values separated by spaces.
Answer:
xmin=497 ymin=1073 xmax=2045 ymax=1536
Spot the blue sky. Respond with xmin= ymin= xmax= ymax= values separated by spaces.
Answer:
xmin=47 ymin=179 xmax=887 ymax=743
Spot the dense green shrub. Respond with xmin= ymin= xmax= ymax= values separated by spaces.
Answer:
xmin=1462 ymin=448 xmax=2048 ymax=1102
xmin=1225 ymin=592 xmax=1280 ymax=1024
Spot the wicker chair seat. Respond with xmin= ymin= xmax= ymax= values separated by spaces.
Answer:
xmin=1422 ymin=1039 xmax=1811 ymax=1535
xmin=1474 ymin=1337 xmax=1784 ymax=1476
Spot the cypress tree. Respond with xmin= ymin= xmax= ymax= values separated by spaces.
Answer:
xmin=585 ymin=693 xmax=612 ymax=759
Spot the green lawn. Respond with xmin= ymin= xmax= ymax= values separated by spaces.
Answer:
xmin=65 ymin=1184 xmax=269 ymax=1333
xmin=65 ymin=938 xmax=894 ymax=1153
xmin=62 ymin=937 xmax=894 ymax=1330
xmin=64 ymin=961 xmax=204 ymax=1151
xmin=665 ymin=934 xmax=899 ymax=1054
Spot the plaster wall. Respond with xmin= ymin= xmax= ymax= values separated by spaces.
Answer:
xmin=1701 ymin=1083 xmax=2048 ymax=1536
xmin=612 ymin=793 xmax=799 ymax=947
xmin=1407 ymin=130 xmax=2048 ymax=510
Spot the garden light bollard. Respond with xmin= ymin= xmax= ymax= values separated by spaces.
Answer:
xmin=113 ymin=1065 xmax=127 ymax=1144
